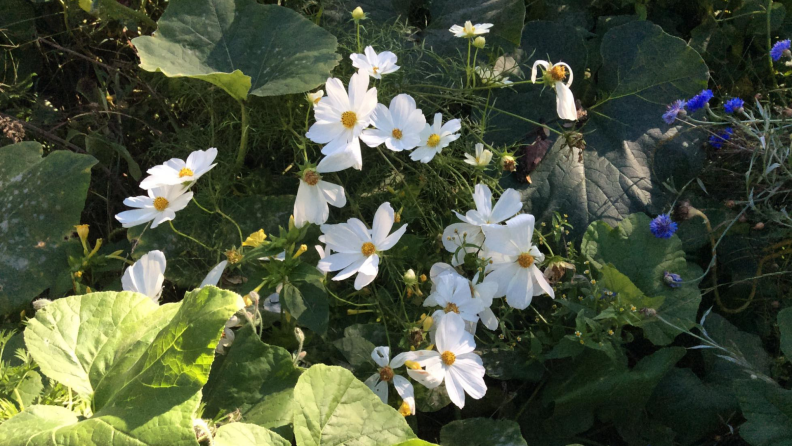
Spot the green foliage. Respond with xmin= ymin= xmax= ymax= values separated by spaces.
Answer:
xmin=203 ymin=325 xmax=301 ymax=430
xmin=779 ymin=308 xmax=792 ymax=361
xmin=439 ymin=418 xmax=527 ymax=446
xmin=0 ymin=286 xmax=243 ymax=445
xmin=281 ymin=263 xmax=329 ymax=335
xmin=133 ymin=0 xmax=340 ymax=101
xmin=582 ymin=213 xmax=702 ymax=345
xmin=213 ymin=423 xmax=291 ymax=446
xmin=734 ymin=380 xmax=792 ymax=446
xmin=293 ymin=364 xmax=417 ymax=446
xmin=0 ymin=142 xmax=96 ymax=315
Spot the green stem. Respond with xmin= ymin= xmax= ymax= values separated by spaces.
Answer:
xmin=235 ymin=100 xmax=250 ymax=170
xmin=465 ymin=38 xmax=472 ymax=87
xmin=169 ymin=221 xmax=213 ymax=251
xmin=472 ymin=47 xmax=479 ymax=88
xmin=767 ymin=0 xmax=787 ymax=106
xmin=356 ymin=20 xmax=361 ymax=54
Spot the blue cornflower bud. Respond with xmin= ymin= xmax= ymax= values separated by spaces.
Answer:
xmin=649 ymin=214 xmax=678 ymax=239
xmin=663 ymin=271 xmax=683 ymax=288
xmin=723 ymin=98 xmax=744 ymax=114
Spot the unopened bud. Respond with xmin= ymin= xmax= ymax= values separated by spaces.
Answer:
xmin=473 ymin=37 xmax=486 ymax=49
xmin=351 ymin=6 xmax=365 ymax=20
xmin=403 ymin=269 xmax=417 ymax=285
xmin=419 ymin=274 xmax=427 ymax=283
xmin=753 ymin=222 xmax=765 ymax=230
xmin=293 ymin=244 xmax=308 ymax=259
xmin=75 ymin=224 xmax=89 ymax=243
xmin=289 ymin=215 xmax=296 ymax=231
xmin=294 ymin=327 xmax=305 ymax=344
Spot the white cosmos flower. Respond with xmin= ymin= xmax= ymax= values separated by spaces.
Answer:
xmin=293 ymin=153 xmax=349 ymax=228
xmin=306 ymin=73 xmax=377 ymax=170
xmin=122 ymin=250 xmax=166 ymax=302
xmin=424 ymin=274 xmax=484 ymax=325
xmin=404 ymin=314 xmax=486 ymax=409
xmin=360 ymin=94 xmax=426 ymax=152
xmin=200 ymin=260 xmax=228 ymax=288
xmin=531 ymin=60 xmax=577 ymax=121
xmin=364 ymin=347 xmax=416 ymax=415
xmin=464 ymin=143 xmax=493 ymax=167
xmin=139 ymin=148 xmax=217 ymax=189
xmin=475 ymin=55 xmax=520 ymax=86
xmin=410 ymin=113 xmax=461 ymax=163
xmin=307 ymin=90 xmax=324 ymax=106
xmin=350 ymin=46 xmax=400 ymax=79
xmin=115 ymin=184 xmax=193 ymax=229
xmin=449 ymin=21 xmax=493 ymax=38
xmin=481 ymin=214 xmax=555 ymax=309
xmin=318 ymin=202 xmax=407 ymax=290
xmin=441 ymin=183 xmax=522 ymax=265
xmin=429 ymin=263 xmax=500 ymax=331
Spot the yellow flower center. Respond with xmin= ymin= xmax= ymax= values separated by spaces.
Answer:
xmin=313 ymin=97 xmax=322 ymax=105
xmin=341 ymin=111 xmax=357 ymax=129
xmin=517 ymin=253 xmax=535 ymax=268
xmin=372 ymin=66 xmax=379 ymax=74
xmin=427 ymin=134 xmax=441 ymax=148
xmin=391 ymin=128 xmax=403 ymax=140
xmin=379 ymin=366 xmax=394 ymax=382
xmin=399 ymin=401 xmax=412 ymax=417
xmin=443 ymin=303 xmax=460 ymax=314
xmin=441 ymin=351 xmax=456 ymax=365
xmin=361 ymin=242 xmax=376 ymax=256
xmin=153 ymin=197 xmax=169 ymax=211
xmin=303 ymin=170 xmax=320 ymax=186
xmin=548 ymin=64 xmax=567 ymax=82
xmin=178 ymin=167 xmax=194 ymax=178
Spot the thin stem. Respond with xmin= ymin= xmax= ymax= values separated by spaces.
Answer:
xmin=169 ymin=221 xmax=213 ymax=251
xmin=766 ymin=0 xmax=787 ymax=106
xmin=466 ymin=38 xmax=472 ymax=87
xmin=356 ymin=20 xmax=361 ymax=54
xmin=235 ymin=100 xmax=250 ymax=170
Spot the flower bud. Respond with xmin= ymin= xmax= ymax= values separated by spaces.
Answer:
xmin=403 ymin=269 xmax=417 ymax=285
xmin=292 ymin=244 xmax=308 ymax=259
xmin=419 ymin=274 xmax=427 ymax=283
xmin=753 ymin=222 xmax=765 ymax=230
xmin=294 ymin=327 xmax=305 ymax=344
xmin=501 ymin=155 xmax=517 ymax=172
xmin=306 ymin=90 xmax=324 ymax=106
xmin=473 ymin=37 xmax=486 ymax=49
xmin=351 ymin=6 xmax=365 ymax=20
xmin=663 ymin=271 xmax=682 ymax=288
xmin=75 ymin=224 xmax=89 ymax=243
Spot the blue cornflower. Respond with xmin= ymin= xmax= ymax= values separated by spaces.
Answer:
xmin=709 ymin=127 xmax=733 ymax=149
xmin=663 ymin=271 xmax=683 ymax=288
xmin=770 ymin=39 xmax=791 ymax=61
xmin=686 ymin=89 xmax=713 ymax=112
xmin=662 ymin=100 xmax=686 ymax=124
xmin=650 ymin=214 xmax=678 ymax=239
xmin=723 ymin=98 xmax=744 ymax=114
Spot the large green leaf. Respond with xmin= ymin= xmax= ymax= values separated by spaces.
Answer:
xmin=203 ymin=325 xmax=301 ymax=430
xmin=779 ymin=308 xmax=792 ymax=362
xmin=132 ymin=0 xmax=340 ymax=101
xmin=24 ymin=291 xmax=169 ymax=397
xmin=1 ymin=286 xmax=243 ymax=445
xmin=0 ymin=142 xmax=96 ymax=315
xmin=648 ymin=368 xmax=738 ymax=445
xmin=423 ymin=0 xmax=525 ymax=56
xmin=541 ymin=347 xmax=685 ymax=437
xmin=439 ymin=418 xmax=527 ymax=446
xmin=214 ymin=423 xmax=291 ymax=446
xmin=734 ymin=380 xmax=792 ymax=446
xmin=508 ymin=21 xmax=708 ymax=234
xmin=581 ymin=213 xmax=702 ymax=345
xmin=293 ymin=364 xmax=416 ymax=446
xmin=281 ymin=262 xmax=329 ymax=335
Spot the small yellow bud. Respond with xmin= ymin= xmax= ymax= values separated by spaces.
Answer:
xmin=288 ymin=215 xmax=296 ymax=231
xmin=74 ymin=271 xmax=83 ymax=278
xmin=394 ymin=213 xmax=401 ymax=223
xmin=75 ymin=224 xmax=89 ymax=242
xmin=419 ymin=274 xmax=427 ymax=283
xmin=351 ymin=6 xmax=365 ymax=20
xmin=292 ymin=244 xmax=308 ymax=259
xmin=473 ymin=36 xmax=486 ymax=49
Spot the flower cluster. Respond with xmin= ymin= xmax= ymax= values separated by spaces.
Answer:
xmin=708 ymin=127 xmax=734 ymax=149
xmin=116 ymin=148 xmax=217 ymax=229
